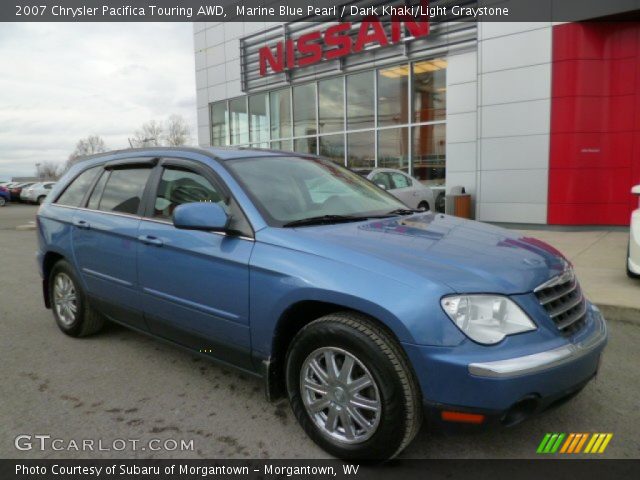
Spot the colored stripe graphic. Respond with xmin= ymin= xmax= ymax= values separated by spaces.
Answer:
xmin=585 ymin=433 xmax=613 ymax=454
xmin=538 ymin=433 xmax=613 ymax=454
xmin=537 ymin=433 xmax=565 ymax=453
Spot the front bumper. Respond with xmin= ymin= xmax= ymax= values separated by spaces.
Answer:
xmin=403 ymin=303 xmax=607 ymax=424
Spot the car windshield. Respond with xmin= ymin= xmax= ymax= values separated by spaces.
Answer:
xmin=226 ymin=156 xmax=407 ymax=227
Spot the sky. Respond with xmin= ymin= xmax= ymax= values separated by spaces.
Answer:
xmin=0 ymin=22 xmax=197 ymax=181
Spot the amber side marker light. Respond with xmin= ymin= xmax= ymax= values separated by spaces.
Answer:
xmin=441 ymin=411 xmax=486 ymax=424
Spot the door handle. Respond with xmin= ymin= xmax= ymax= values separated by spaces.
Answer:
xmin=73 ymin=219 xmax=90 ymax=229
xmin=138 ymin=235 xmax=163 ymax=247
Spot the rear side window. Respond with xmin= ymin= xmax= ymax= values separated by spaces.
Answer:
xmin=97 ymin=168 xmax=152 ymax=215
xmin=55 ymin=166 xmax=101 ymax=207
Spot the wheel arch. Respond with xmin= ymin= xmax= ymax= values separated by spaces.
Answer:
xmin=41 ymin=251 xmax=65 ymax=308
xmin=264 ymin=299 xmax=411 ymax=401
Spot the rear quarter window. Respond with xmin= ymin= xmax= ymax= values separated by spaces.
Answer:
xmin=55 ymin=166 xmax=101 ymax=207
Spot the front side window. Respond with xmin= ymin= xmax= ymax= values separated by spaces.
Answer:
xmin=97 ymin=168 xmax=152 ymax=215
xmin=226 ymin=156 xmax=405 ymax=226
xmin=390 ymin=172 xmax=412 ymax=189
xmin=371 ymin=172 xmax=393 ymax=190
xmin=55 ymin=166 xmax=101 ymax=207
xmin=153 ymin=168 xmax=224 ymax=220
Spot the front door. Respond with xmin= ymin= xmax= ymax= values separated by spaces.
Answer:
xmin=137 ymin=162 xmax=254 ymax=369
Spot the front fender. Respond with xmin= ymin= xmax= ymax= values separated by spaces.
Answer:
xmin=248 ymin=241 xmax=465 ymax=358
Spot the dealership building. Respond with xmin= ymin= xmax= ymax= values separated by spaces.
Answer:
xmin=193 ymin=14 xmax=640 ymax=226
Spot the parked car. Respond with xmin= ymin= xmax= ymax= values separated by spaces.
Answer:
xmin=9 ymin=182 xmax=35 ymax=202
xmin=0 ymin=185 xmax=10 ymax=206
xmin=37 ymin=148 xmax=607 ymax=460
xmin=355 ymin=168 xmax=438 ymax=212
xmin=22 ymin=181 xmax=56 ymax=204
xmin=628 ymin=184 xmax=640 ymax=279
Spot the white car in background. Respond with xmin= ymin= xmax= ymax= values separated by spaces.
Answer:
xmin=22 ymin=181 xmax=56 ymax=204
xmin=629 ymin=184 xmax=640 ymax=279
xmin=355 ymin=168 xmax=439 ymax=212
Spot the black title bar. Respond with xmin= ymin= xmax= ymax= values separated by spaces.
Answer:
xmin=3 ymin=0 xmax=640 ymax=22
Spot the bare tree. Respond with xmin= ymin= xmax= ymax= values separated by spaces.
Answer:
xmin=65 ymin=135 xmax=107 ymax=171
xmin=165 ymin=114 xmax=191 ymax=146
xmin=36 ymin=161 xmax=62 ymax=180
xmin=130 ymin=120 xmax=163 ymax=148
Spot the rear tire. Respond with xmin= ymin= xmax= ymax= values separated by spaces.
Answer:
xmin=49 ymin=260 xmax=105 ymax=337
xmin=37 ymin=196 xmax=46 ymax=205
xmin=418 ymin=201 xmax=430 ymax=211
xmin=285 ymin=312 xmax=422 ymax=461
xmin=0 ymin=197 xmax=5 ymax=206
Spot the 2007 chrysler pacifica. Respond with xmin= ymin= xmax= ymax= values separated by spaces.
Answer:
xmin=37 ymin=147 xmax=607 ymax=460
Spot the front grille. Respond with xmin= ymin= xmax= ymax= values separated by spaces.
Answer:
xmin=534 ymin=270 xmax=587 ymax=336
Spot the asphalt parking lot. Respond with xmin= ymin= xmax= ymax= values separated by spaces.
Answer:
xmin=1 ymin=204 xmax=639 ymax=459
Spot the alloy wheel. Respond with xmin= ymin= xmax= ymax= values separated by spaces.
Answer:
xmin=53 ymin=273 xmax=78 ymax=327
xmin=300 ymin=347 xmax=381 ymax=444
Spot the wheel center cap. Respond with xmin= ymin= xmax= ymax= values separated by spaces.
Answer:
xmin=334 ymin=386 xmax=346 ymax=403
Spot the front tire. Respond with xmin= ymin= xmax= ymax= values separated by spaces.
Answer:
xmin=285 ymin=312 xmax=422 ymax=461
xmin=418 ymin=201 xmax=430 ymax=211
xmin=49 ymin=260 xmax=105 ymax=337
xmin=0 ymin=197 xmax=6 ymax=206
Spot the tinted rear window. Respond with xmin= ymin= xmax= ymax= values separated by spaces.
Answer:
xmin=55 ymin=166 xmax=101 ymax=207
xmin=97 ymin=168 xmax=152 ymax=215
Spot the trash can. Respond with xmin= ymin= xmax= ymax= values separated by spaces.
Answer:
xmin=445 ymin=186 xmax=472 ymax=219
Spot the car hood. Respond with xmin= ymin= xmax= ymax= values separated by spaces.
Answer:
xmin=260 ymin=213 xmax=568 ymax=295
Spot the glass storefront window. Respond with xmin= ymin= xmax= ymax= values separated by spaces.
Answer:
xmin=318 ymin=134 xmax=345 ymax=165
xmin=378 ymin=128 xmax=409 ymax=171
xmin=347 ymin=131 xmax=375 ymax=169
xmin=249 ymin=94 xmax=269 ymax=144
xmin=294 ymin=137 xmax=317 ymax=155
xmin=229 ymin=98 xmax=249 ymax=145
xmin=210 ymin=101 xmax=228 ymax=146
xmin=293 ymin=83 xmax=317 ymax=137
xmin=270 ymin=88 xmax=291 ymax=139
xmin=412 ymin=123 xmax=446 ymax=186
xmin=378 ymin=65 xmax=409 ymax=127
xmin=413 ymin=59 xmax=447 ymax=123
xmin=271 ymin=139 xmax=292 ymax=151
xmin=346 ymin=71 xmax=374 ymax=130
xmin=318 ymin=78 xmax=344 ymax=134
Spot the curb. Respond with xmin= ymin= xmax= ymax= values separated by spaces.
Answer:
xmin=596 ymin=304 xmax=640 ymax=325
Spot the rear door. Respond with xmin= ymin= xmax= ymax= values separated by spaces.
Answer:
xmin=71 ymin=159 xmax=156 ymax=330
xmin=136 ymin=158 xmax=254 ymax=368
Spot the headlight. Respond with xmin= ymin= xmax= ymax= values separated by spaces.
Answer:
xmin=441 ymin=295 xmax=536 ymax=345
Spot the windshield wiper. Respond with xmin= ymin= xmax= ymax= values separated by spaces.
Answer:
xmin=282 ymin=215 xmax=371 ymax=228
xmin=386 ymin=208 xmax=423 ymax=216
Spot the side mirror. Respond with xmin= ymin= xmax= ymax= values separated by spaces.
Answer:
xmin=173 ymin=202 xmax=229 ymax=232
xmin=377 ymin=183 xmax=387 ymax=190
xmin=632 ymin=185 xmax=640 ymax=195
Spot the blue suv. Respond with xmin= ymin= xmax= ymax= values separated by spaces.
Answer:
xmin=37 ymin=148 xmax=607 ymax=460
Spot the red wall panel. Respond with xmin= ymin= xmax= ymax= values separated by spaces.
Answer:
xmin=549 ymin=22 xmax=640 ymax=225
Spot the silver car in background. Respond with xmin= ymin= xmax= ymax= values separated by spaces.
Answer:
xmin=355 ymin=168 xmax=438 ymax=212
xmin=22 ymin=181 xmax=56 ymax=204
